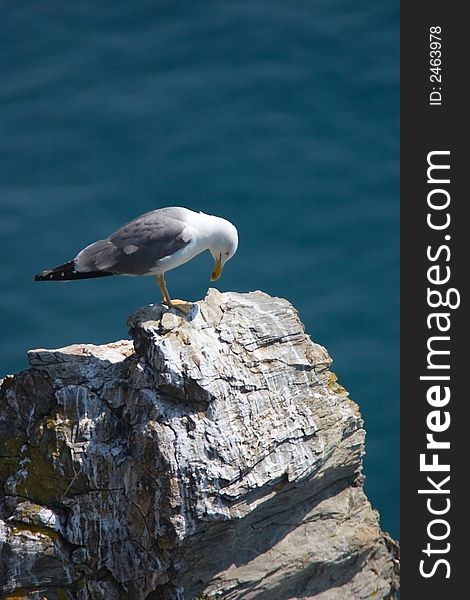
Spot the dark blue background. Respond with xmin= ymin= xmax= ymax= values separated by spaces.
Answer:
xmin=1 ymin=1 xmax=399 ymax=538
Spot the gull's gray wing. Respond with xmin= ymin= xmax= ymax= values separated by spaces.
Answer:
xmin=75 ymin=208 xmax=192 ymax=275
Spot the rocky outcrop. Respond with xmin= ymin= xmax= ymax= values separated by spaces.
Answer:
xmin=0 ymin=289 xmax=399 ymax=599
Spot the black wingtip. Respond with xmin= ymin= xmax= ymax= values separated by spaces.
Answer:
xmin=34 ymin=260 xmax=114 ymax=281
xmin=34 ymin=270 xmax=54 ymax=281
xmin=35 ymin=260 xmax=78 ymax=281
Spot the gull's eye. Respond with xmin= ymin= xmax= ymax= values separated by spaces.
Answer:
xmin=224 ymin=251 xmax=230 ymax=257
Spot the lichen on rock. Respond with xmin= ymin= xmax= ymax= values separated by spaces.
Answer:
xmin=0 ymin=289 xmax=399 ymax=599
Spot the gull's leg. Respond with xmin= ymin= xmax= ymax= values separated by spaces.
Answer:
xmin=155 ymin=274 xmax=193 ymax=314
xmin=156 ymin=274 xmax=173 ymax=307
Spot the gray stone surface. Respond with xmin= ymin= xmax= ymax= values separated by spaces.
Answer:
xmin=0 ymin=289 xmax=399 ymax=599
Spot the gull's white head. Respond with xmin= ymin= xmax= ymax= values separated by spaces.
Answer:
xmin=208 ymin=217 xmax=239 ymax=281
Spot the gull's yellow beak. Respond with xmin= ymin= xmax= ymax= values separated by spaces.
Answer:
xmin=210 ymin=255 xmax=223 ymax=281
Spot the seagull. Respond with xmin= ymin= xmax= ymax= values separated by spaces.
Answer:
xmin=35 ymin=207 xmax=239 ymax=312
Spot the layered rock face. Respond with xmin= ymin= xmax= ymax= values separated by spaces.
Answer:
xmin=0 ymin=290 xmax=399 ymax=599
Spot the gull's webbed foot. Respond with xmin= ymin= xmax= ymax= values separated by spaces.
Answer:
xmin=167 ymin=299 xmax=193 ymax=314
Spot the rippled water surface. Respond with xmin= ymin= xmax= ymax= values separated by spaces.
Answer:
xmin=1 ymin=1 xmax=399 ymax=538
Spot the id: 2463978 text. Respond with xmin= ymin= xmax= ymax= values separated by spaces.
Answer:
xmin=429 ymin=26 xmax=442 ymax=106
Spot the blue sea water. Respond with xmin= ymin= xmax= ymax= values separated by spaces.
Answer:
xmin=0 ymin=1 xmax=399 ymax=539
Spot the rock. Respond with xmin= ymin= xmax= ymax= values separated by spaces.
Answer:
xmin=0 ymin=289 xmax=399 ymax=599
